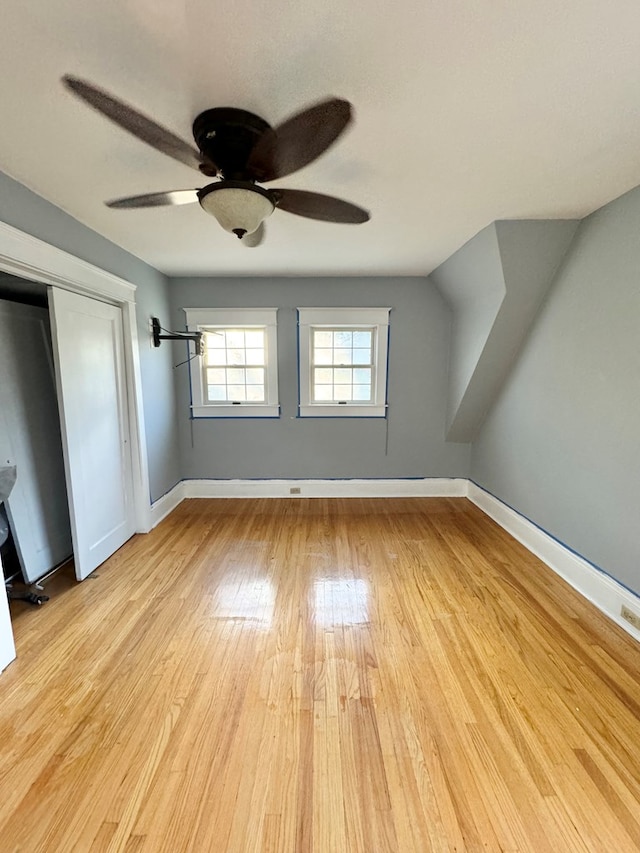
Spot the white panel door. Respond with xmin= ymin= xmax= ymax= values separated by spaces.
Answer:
xmin=49 ymin=289 xmax=135 ymax=580
xmin=0 ymin=553 xmax=16 ymax=672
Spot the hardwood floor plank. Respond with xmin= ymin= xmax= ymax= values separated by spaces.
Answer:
xmin=2 ymin=497 xmax=640 ymax=852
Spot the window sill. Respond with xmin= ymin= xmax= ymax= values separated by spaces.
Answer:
xmin=298 ymin=404 xmax=386 ymax=418
xmin=191 ymin=404 xmax=280 ymax=419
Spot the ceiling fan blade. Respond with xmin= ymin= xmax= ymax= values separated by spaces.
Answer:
xmin=242 ymin=222 xmax=266 ymax=247
xmin=275 ymin=189 xmax=369 ymax=223
xmin=106 ymin=190 xmax=199 ymax=209
xmin=63 ymin=76 xmax=206 ymax=172
xmin=247 ymin=98 xmax=352 ymax=182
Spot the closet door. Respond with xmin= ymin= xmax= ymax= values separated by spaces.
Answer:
xmin=49 ymin=289 xmax=135 ymax=580
xmin=0 ymin=554 xmax=15 ymax=672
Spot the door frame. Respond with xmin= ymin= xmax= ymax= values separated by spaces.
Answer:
xmin=0 ymin=221 xmax=151 ymax=534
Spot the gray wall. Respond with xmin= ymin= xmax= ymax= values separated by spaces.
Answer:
xmin=430 ymin=224 xmax=506 ymax=431
xmin=471 ymin=185 xmax=640 ymax=594
xmin=0 ymin=171 xmax=180 ymax=502
xmin=170 ymin=276 xmax=471 ymax=480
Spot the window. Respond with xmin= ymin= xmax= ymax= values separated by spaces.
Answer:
xmin=185 ymin=308 xmax=279 ymax=417
xmin=298 ymin=307 xmax=391 ymax=417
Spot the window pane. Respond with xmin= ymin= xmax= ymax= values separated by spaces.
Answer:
xmin=314 ymin=367 xmax=333 ymax=384
xmin=228 ymin=385 xmax=246 ymax=401
xmin=246 ymin=348 xmax=264 ymax=365
xmin=246 ymin=385 xmax=265 ymax=402
xmin=207 ymin=349 xmax=226 ymax=366
xmin=314 ymin=330 xmax=332 ymax=347
xmin=334 ymin=367 xmax=352 ymax=384
xmin=333 ymin=348 xmax=351 ymax=365
xmin=206 ymin=331 xmax=226 ymax=348
xmin=353 ymin=385 xmax=371 ymax=401
xmin=245 ymin=367 xmax=264 ymax=384
xmin=353 ymin=368 xmax=371 ymax=384
xmin=314 ymin=385 xmax=333 ymax=401
xmin=245 ymin=330 xmax=263 ymax=348
xmin=227 ymin=348 xmax=245 ymax=365
xmin=226 ymin=330 xmax=244 ymax=348
xmin=205 ymin=329 xmax=266 ymax=403
xmin=207 ymin=385 xmax=226 ymax=401
xmin=334 ymin=385 xmax=352 ymax=401
xmin=226 ymin=367 xmax=245 ymax=385
xmin=353 ymin=330 xmax=372 ymax=348
xmin=352 ymin=348 xmax=371 ymax=365
xmin=206 ymin=368 xmax=225 ymax=384
xmin=315 ymin=348 xmax=333 ymax=365
xmin=334 ymin=330 xmax=352 ymax=347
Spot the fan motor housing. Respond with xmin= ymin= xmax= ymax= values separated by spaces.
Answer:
xmin=192 ymin=108 xmax=271 ymax=180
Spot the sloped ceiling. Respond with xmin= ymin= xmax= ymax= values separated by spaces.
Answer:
xmin=1 ymin=1 xmax=640 ymax=276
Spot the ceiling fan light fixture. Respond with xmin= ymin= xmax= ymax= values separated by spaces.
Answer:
xmin=198 ymin=182 xmax=275 ymax=237
xmin=63 ymin=77 xmax=370 ymax=244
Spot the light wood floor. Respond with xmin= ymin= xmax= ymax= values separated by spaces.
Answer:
xmin=1 ymin=498 xmax=640 ymax=852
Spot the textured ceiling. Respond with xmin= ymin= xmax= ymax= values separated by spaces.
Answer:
xmin=2 ymin=1 xmax=640 ymax=276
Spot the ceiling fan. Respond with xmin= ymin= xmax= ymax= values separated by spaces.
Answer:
xmin=62 ymin=76 xmax=370 ymax=247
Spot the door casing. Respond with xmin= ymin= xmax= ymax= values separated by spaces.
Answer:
xmin=0 ymin=221 xmax=152 ymax=537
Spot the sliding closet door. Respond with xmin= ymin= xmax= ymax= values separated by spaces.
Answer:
xmin=49 ymin=288 xmax=135 ymax=580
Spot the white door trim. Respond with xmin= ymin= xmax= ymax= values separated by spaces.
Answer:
xmin=0 ymin=221 xmax=136 ymax=303
xmin=0 ymin=221 xmax=151 ymax=533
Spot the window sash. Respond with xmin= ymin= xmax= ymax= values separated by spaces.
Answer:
xmin=310 ymin=326 xmax=376 ymax=404
xmin=203 ymin=327 xmax=267 ymax=404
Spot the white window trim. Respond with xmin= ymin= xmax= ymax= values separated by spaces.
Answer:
xmin=184 ymin=307 xmax=279 ymax=418
xmin=298 ymin=307 xmax=391 ymax=417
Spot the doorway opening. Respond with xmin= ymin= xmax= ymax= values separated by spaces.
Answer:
xmin=0 ymin=274 xmax=72 ymax=603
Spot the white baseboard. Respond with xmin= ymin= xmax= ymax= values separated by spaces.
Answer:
xmin=181 ymin=477 xmax=468 ymax=499
xmin=468 ymin=482 xmax=640 ymax=642
xmin=149 ymin=481 xmax=186 ymax=528
xmin=149 ymin=478 xmax=466 ymax=527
